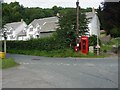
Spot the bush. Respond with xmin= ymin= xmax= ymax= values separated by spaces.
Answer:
xmin=6 ymin=36 xmax=66 ymax=52
xmin=110 ymin=27 xmax=120 ymax=38
xmin=89 ymin=35 xmax=101 ymax=46
xmin=103 ymin=50 xmax=107 ymax=53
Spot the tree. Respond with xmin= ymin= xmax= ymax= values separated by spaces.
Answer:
xmin=56 ymin=8 xmax=88 ymax=48
xmin=110 ymin=27 xmax=120 ymax=38
xmin=2 ymin=2 xmax=55 ymax=25
xmin=52 ymin=6 xmax=63 ymax=16
xmin=52 ymin=6 xmax=59 ymax=15
xmin=98 ymin=1 xmax=120 ymax=37
xmin=2 ymin=2 xmax=23 ymax=25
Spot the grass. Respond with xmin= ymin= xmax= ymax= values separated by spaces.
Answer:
xmin=101 ymin=37 xmax=120 ymax=52
xmin=0 ymin=58 xmax=18 ymax=69
xmin=7 ymin=49 xmax=106 ymax=58
xmin=100 ymin=33 xmax=106 ymax=38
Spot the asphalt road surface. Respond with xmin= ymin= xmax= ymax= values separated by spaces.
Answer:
xmin=2 ymin=54 xmax=118 ymax=88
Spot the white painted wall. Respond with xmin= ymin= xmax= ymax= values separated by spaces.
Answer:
xmin=17 ymin=36 xmax=27 ymax=41
xmin=5 ymin=21 xmax=27 ymax=41
xmin=26 ymin=24 xmax=41 ymax=40
xmin=88 ymin=14 xmax=100 ymax=37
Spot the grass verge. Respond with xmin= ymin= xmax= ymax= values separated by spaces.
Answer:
xmin=7 ymin=49 xmax=106 ymax=58
xmin=0 ymin=58 xmax=18 ymax=69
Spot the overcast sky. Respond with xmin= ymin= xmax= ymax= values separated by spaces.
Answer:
xmin=3 ymin=0 xmax=104 ymax=9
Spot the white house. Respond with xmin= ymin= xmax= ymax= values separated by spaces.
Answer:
xmin=26 ymin=16 xmax=59 ymax=40
xmin=2 ymin=19 xmax=27 ymax=41
xmin=86 ymin=8 xmax=100 ymax=37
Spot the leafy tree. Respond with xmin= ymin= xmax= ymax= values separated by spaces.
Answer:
xmin=43 ymin=9 xmax=54 ymax=17
xmin=89 ymin=35 xmax=101 ymax=46
xmin=110 ymin=27 xmax=120 ymax=38
xmin=52 ymin=6 xmax=63 ymax=16
xmin=81 ymin=7 xmax=92 ymax=13
xmin=89 ymin=35 xmax=97 ymax=46
xmin=98 ymin=1 xmax=120 ymax=37
xmin=2 ymin=2 xmax=55 ymax=25
xmin=52 ymin=6 xmax=59 ymax=15
xmin=2 ymin=2 xmax=23 ymax=25
xmin=56 ymin=8 xmax=88 ymax=48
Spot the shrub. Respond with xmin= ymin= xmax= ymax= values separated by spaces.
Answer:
xmin=110 ymin=27 xmax=120 ymax=38
xmin=6 ymin=36 xmax=66 ymax=51
xmin=89 ymin=35 xmax=101 ymax=46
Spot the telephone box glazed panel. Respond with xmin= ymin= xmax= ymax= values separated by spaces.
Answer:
xmin=81 ymin=36 xmax=88 ymax=54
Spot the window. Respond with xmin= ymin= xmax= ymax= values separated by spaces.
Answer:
xmin=83 ymin=40 xmax=86 ymax=50
xmin=30 ymin=28 xmax=33 ymax=32
xmin=37 ymin=27 xmax=39 ymax=29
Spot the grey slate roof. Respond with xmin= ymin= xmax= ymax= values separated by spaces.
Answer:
xmin=30 ymin=17 xmax=59 ymax=28
xmin=5 ymin=22 xmax=23 ymax=30
xmin=29 ymin=16 xmax=59 ymax=33
xmin=17 ymin=30 xmax=26 ymax=36
xmin=30 ymin=19 xmax=44 ymax=27
xmin=40 ymin=22 xmax=58 ymax=32
xmin=4 ymin=21 xmax=27 ymax=37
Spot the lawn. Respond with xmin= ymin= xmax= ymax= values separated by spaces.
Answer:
xmin=0 ymin=58 xmax=18 ymax=69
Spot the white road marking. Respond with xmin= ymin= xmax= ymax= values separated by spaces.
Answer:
xmin=85 ymin=63 xmax=95 ymax=67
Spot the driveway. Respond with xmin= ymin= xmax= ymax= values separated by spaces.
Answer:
xmin=2 ymin=54 xmax=118 ymax=88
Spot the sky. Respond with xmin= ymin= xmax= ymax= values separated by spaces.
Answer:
xmin=3 ymin=0 xmax=105 ymax=9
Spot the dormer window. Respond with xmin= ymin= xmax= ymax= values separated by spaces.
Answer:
xmin=37 ymin=27 xmax=40 ymax=30
xmin=30 ymin=28 xmax=33 ymax=32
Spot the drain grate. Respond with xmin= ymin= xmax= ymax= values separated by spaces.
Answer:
xmin=32 ymin=58 xmax=41 ymax=60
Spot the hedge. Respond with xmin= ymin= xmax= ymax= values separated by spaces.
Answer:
xmin=1 ymin=35 xmax=101 ymax=52
xmin=1 ymin=36 xmax=66 ymax=52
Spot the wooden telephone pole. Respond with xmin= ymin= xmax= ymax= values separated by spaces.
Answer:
xmin=76 ymin=0 xmax=80 ymax=47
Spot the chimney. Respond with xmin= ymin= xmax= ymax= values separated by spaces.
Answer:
xmin=92 ymin=7 xmax=95 ymax=13
xmin=21 ymin=19 xmax=23 ymax=22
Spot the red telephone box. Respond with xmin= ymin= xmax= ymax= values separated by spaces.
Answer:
xmin=81 ymin=36 xmax=88 ymax=54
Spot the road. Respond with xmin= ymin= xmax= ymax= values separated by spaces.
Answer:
xmin=2 ymin=54 xmax=118 ymax=88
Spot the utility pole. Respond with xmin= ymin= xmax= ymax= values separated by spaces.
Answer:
xmin=76 ymin=0 xmax=80 ymax=47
